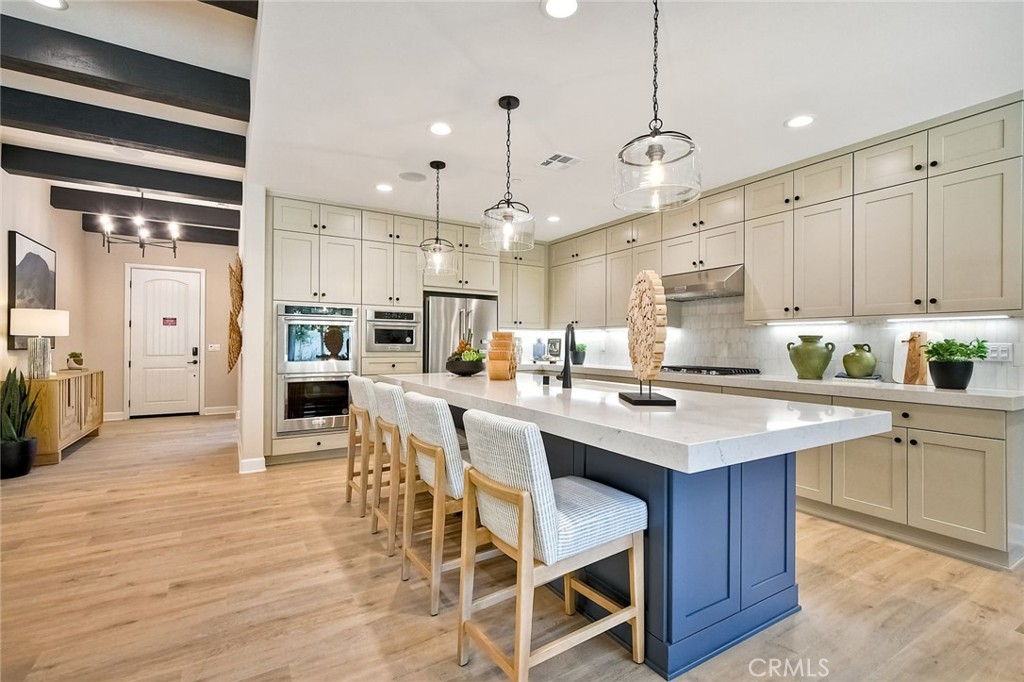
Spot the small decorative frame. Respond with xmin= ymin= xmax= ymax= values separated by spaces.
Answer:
xmin=7 ymin=231 xmax=57 ymax=350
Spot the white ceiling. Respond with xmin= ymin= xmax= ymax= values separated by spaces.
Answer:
xmin=247 ymin=1 xmax=1023 ymax=240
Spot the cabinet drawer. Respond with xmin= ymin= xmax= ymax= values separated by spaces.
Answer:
xmin=833 ymin=397 xmax=1004 ymax=440
xmin=361 ymin=357 xmax=422 ymax=376
xmin=272 ymin=432 xmax=345 ymax=457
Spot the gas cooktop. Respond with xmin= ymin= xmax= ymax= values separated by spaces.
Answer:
xmin=660 ymin=366 xmax=761 ymax=376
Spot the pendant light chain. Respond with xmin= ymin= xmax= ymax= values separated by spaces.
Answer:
xmin=650 ymin=0 xmax=661 ymax=134
xmin=434 ymin=165 xmax=442 ymax=241
xmin=504 ymin=107 xmax=513 ymax=202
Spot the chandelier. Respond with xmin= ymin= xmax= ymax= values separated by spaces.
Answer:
xmin=98 ymin=192 xmax=179 ymax=258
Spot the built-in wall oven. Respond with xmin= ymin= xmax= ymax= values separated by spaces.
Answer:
xmin=364 ymin=308 xmax=422 ymax=353
xmin=275 ymin=304 xmax=358 ymax=436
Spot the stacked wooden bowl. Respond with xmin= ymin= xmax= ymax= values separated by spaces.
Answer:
xmin=487 ymin=331 xmax=517 ymax=381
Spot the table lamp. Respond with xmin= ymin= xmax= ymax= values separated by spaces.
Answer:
xmin=10 ymin=308 xmax=70 ymax=379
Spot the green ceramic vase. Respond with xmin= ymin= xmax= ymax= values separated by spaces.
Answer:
xmin=787 ymin=335 xmax=835 ymax=380
xmin=842 ymin=343 xmax=877 ymax=378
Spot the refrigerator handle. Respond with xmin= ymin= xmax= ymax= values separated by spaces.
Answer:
xmin=458 ymin=309 xmax=465 ymax=341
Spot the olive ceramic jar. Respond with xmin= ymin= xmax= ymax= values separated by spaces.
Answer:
xmin=787 ymin=335 xmax=835 ymax=380
xmin=842 ymin=343 xmax=877 ymax=378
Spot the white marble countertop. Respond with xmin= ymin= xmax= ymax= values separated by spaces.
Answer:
xmin=518 ymin=363 xmax=1024 ymax=411
xmin=382 ymin=373 xmax=891 ymax=475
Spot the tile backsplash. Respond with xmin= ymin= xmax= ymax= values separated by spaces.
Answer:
xmin=510 ymin=298 xmax=1024 ymax=391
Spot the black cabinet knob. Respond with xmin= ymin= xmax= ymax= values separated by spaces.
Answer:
xmin=793 ymin=306 xmax=800 ymax=312
xmin=692 ymin=222 xmax=698 ymax=227
xmin=929 ymin=298 xmax=937 ymax=304
xmin=692 ymin=261 xmax=698 ymax=267
xmin=313 ymin=224 xmax=319 ymax=229
xmin=321 ymin=292 xmax=326 ymax=297
xmin=914 ymin=164 xmax=923 ymax=171
xmin=784 ymin=198 xmax=791 ymax=204
xmin=784 ymin=307 xmax=790 ymax=312
xmin=894 ymin=437 xmax=902 ymax=444
xmin=395 ymin=297 xmax=400 ymax=302
xmin=929 ymin=161 xmax=938 ymax=167
xmin=313 ymin=292 xmax=318 ymax=297
xmin=388 ymin=296 xmax=393 ymax=301
xmin=388 ymin=233 xmax=393 ymax=238
xmin=458 ymin=280 xmax=463 ymax=284
xmin=909 ymin=439 xmax=919 ymax=446
xmin=914 ymin=298 xmax=922 ymax=305
xmin=698 ymin=260 xmax=704 ymax=266
xmin=316 ymin=441 xmax=321 ymax=447
xmin=794 ymin=195 xmax=801 ymax=201
xmin=699 ymin=220 xmax=705 ymax=225
xmin=395 ymin=234 xmax=400 ymax=239
xmin=901 ymin=412 xmax=910 ymax=419
xmin=626 ymin=240 xmax=631 ymax=244
xmin=391 ymin=364 xmax=396 ymax=368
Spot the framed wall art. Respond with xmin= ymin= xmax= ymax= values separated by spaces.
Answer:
xmin=7 ymin=231 xmax=57 ymax=350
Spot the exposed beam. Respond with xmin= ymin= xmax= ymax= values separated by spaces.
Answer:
xmin=2 ymin=145 xmax=243 ymax=205
xmin=82 ymin=215 xmax=239 ymax=247
xmin=51 ymin=187 xmax=240 ymax=230
xmin=0 ymin=16 xmax=250 ymax=121
xmin=199 ymin=1 xmax=258 ymax=20
xmin=1 ymin=87 xmax=246 ymax=168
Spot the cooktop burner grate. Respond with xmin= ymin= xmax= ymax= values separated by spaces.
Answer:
xmin=660 ymin=365 xmax=761 ymax=376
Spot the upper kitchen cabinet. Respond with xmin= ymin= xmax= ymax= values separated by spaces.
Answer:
xmin=500 ymin=262 xmax=547 ymax=329
xmin=745 ymin=197 xmax=852 ymax=321
xmin=363 ymin=212 xmax=423 ymax=246
xmin=699 ymin=187 xmax=744 ymax=230
xmin=500 ymin=243 xmax=547 ymax=267
xmin=272 ymin=198 xmax=362 ymax=238
xmin=549 ymin=256 xmax=606 ymax=328
xmin=745 ymin=156 xmax=853 ymax=220
xmin=550 ymin=231 xmax=606 ymax=266
xmin=927 ymin=158 xmax=1023 ymax=313
xmin=607 ymin=214 xmax=662 ymax=253
xmin=273 ymin=231 xmax=361 ymax=304
xmin=663 ymin=202 xmax=700 ymax=239
xmin=424 ymin=251 xmax=500 ymax=294
xmin=361 ymin=241 xmax=422 ymax=307
xmin=854 ymin=132 xmax=928 ymax=193
xmin=607 ymin=244 xmax=661 ymax=326
xmin=662 ymin=224 xmax=743 ymax=275
xmin=927 ymin=103 xmax=1023 ymax=177
xmin=434 ymin=223 xmax=491 ymax=256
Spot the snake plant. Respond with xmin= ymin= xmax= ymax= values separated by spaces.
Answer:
xmin=1 ymin=369 xmax=38 ymax=443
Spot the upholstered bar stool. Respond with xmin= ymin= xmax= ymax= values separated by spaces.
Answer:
xmin=370 ymin=382 xmax=412 ymax=557
xmin=459 ymin=409 xmax=648 ymax=682
xmin=346 ymin=375 xmax=380 ymax=517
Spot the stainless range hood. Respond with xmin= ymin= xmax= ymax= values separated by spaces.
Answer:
xmin=661 ymin=265 xmax=744 ymax=301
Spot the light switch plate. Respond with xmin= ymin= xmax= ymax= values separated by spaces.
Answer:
xmin=208 ymin=343 xmax=221 ymax=352
xmin=985 ymin=342 xmax=1012 ymax=362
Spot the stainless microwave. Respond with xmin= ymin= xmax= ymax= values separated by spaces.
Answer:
xmin=364 ymin=308 xmax=421 ymax=353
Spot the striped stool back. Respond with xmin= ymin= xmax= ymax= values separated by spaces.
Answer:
xmin=404 ymin=391 xmax=465 ymax=500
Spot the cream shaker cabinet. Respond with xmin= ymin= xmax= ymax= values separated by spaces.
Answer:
xmin=792 ymin=198 xmax=853 ymax=319
xmin=363 ymin=212 xmax=423 ymax=246
xmin=833 ymin=428 xmax=909 ymax=524
xmin=424 ymin=251 xmax=500 ymax=294
xmin=361 ymin=241 xmax=422 ymax=307
xmin=926 ymin=158 xmax=1023 ymax=313
xmin=549 ymin=257 xmax=606 ymax=328
xmin=927 ymin=102 xmax=1023 ymax=177
xmin=854 ymin=132 xmax=929 ymax=193
xmin=606 ymin=245 xmax=661 ymax=326
xmin=501 ymin=243 xmax=547 ymax=267
xmin=318 ymin=236 xmax=361 ymax=303
xmin=745 ymin=156 xmax=853 ymax=220
xmin=744 ymin=213 xmax=794 ymax=321
xmin=853 ymin=181 xmax=928 ymax=316
xmin=549 ymin=262 xmax=577 ymax=327
xmin=662 ymin=202 xmax=700 ymax=240
xmin=663 ymin=224 xmax=743 ymax=275
xmin=607 ymin=214 xmax=663 ymax=253
xmin=273 ymin=231 xmax=361 ymax=304
xmin=661 ymin=234 xmax=700 ymax=275
xmin=272 ymin=198 xmax=362 ymax=238
xmin=699 ymin=187 xmax=744 ymax=230
xmin=500 ymin=262 xmax=547 ymax=329
xmin=551 ymin=231 xmax=606 ymax=266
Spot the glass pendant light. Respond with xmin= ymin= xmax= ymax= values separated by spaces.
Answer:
xmin=419 ymin=160 xmax=458 ymax=276
xmin=613 ymin=0 xmax=701 ymax=212
xmin=481 ymin=95 xmax=535 ymax=252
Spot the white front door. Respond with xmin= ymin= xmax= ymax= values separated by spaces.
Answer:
xmin=129 ymin=268 xmax=202 ymax=416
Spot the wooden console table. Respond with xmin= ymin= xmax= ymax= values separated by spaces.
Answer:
xmin=28 ymin=370 xmax=104 ymax=465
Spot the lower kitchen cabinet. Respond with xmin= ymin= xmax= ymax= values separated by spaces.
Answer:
xmin=833 ymin=428 xmax=908 ymax=524
xmin=361 ymin=355 xmax=422 ymax=377
xmin=907 ymin=429 xmax=1006 ymax=550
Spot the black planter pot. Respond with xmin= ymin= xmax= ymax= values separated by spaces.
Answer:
xmin=445 ymin=359 xmax=485 ymax=377
xmin=1 ymin=437 xmax=38 ymax=479
xmin=928 ymin=360 xmax=975 ymax=390
xmin=570 ymin=351 xmax=586 ymax=365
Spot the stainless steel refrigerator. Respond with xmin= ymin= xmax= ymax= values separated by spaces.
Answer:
xmin=423 ymin=292 xmax=499 ymax=373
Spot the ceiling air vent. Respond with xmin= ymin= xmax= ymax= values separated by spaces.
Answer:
xmin=539 ymin=152 xmax=583 ymax=170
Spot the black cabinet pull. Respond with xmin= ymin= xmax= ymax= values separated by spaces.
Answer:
xmin=784 ymin=307 xmax=790 ymax=312
xmin=794 ymin=195 xmax=801 ymax=201
xmin=699 ymin=220 xmax=704 ymax=226
xmin=316 ymin=441 xmax=321 ymax=447
xmin=794 ymin=306 xmax=800 ymax=312
xmin=929 ymin=298 xmax=937 ymax=304
xmin=692 ymin=261 xmax=698 ymax=267
xmin=321 ymin=292 xmax=326 ymax=297
xmin=894 ymin=437 xmax=902 ymax=444
xmin=388 ymin=233 xmax=393 ymax=238
xmin=914 ymin=164 xmax=923 ymax=171
xmin=395 ymin=234 xmax=400 ymax=239
xmin=391 ymin=364 xmax=396 ymax=368
xmin=914 ymin=298 xmax=922 ymax=305
xmin=388 ymin=296 xmax=393 ymax=301
xmin=692 ymin=222 xmax=698 ymax=227
xmin=458 ymin=280 xmax=463 ymax=284
xmin=784 ymin=198 xmax=791 ymax=204
xmin=313 ymin=224 xmax=319 ymax=229
xmin=909 ymin=439 xmax=918 ymax=446
xmin=313 ymin=292 xmax=318 ymax=297
xmin=901 ymin=412 xmax=910 ymax=419
xmin=698 ymin=260 xmax=704 ymax=266
xmin=626 ymin=240 xmax=631 ymax=244
xmin=395 ymin=297 xmax=400 ymax=302
xmin=929 ymin=161 xmax=938 ymax=167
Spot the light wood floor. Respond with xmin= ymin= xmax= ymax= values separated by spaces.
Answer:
xmin=2 ymin=416 xmax=1021 ymax=682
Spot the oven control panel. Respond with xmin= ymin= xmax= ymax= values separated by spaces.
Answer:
xmin=367 ymin=309 xmax=420 ymax=321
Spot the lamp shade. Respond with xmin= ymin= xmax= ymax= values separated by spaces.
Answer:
xmin=10 ymin=308 xmax=70 ymax=337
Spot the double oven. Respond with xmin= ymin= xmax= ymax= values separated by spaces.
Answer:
xmin=275 ymin=304 xmax=357 ymax=436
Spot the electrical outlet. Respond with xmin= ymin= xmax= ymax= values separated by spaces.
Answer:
xmin=986 ymin=342 xmax=1013 ymax=362
xmin=208 ymin=343 xmax=221 ymax=352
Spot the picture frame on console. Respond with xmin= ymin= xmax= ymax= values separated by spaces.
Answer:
xmin=7 ymin=231 xmax=57 ymax=351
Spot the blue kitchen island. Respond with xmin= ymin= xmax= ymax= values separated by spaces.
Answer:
xmin=384 ymin=373 xmax=890 ymax=678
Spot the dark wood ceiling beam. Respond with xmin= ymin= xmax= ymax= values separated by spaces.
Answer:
xmin=2 ymin=145 xmax=243 ymax=205
xmin=199 ymin=1 xmax=258 ymax=20
xmin=0 ymin=16 xmax=250 ymax=121
xmin=82 ymin=215 xmax=239 ymax=247
xmin=51 ymin=187 xmax=240 ymax=230
xmin=1 ymin=87 xmax=246 ymax=168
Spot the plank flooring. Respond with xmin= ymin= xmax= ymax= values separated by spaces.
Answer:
xmin=2 ymin=415 xmax=1021 ymax=681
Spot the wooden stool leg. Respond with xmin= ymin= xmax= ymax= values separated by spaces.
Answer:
xmin=563 ymin=571 xmax=577 ymax=615
xmin=401 ymin=454 xmax=419 ymax=581
xmin=370 ymin=430 xmax=386 ymax=534
xmin=385 ymin=433 xmax=401 ymax=557
xmin=345 ymin=425 xmax=357 ymax=503
xmin=457 ymin=474 xmax=478 ymax=666
xmin=429 ymin=481 xmax=446 ymax=616
xmin=358 ymin=436 xmax=373 ymax=518
xmin=512 ymin=560 xmax=536 ymax=682
xmin=629 ymin=530 xmax=645 ymax=664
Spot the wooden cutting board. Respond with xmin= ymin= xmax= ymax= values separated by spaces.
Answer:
xmin=892 ymin=331 xmax=932 ymax=385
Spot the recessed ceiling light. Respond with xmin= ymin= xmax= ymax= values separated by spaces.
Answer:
xmin=376 ymin=183 xmax=393 ymax=192
xmin=784 ymin=115 xmax=815 ymax=129
xmin=399 ymin=172 xmax=427 ymax=183
xmin=33 ymin=0 xmax=68 ymax=9
xmin=547 ymin=216 xmax=561 ymax=223
xmin=541 ymin=0 xmax=578 ymax=19
xmin=430 ymin=122 xmax=452 ymax=136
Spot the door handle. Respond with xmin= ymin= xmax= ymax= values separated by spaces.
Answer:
xmin=187 ymin=360 xmax=199 ymax=365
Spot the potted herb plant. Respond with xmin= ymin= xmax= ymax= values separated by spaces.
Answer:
xmin=570 ymin=342 xmax=587 ymax=365
xmin=67 ymin=351 xmax=84 ymax=370
xmin=446 ymin=329 xmax=486 ymax=377
xmin=922 ymin=338 xmax=988 ymax=390
xmin=1 ymin=369 xmax=39 ymax=479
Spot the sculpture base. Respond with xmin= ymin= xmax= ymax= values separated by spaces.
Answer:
xmin=619 ymin=392 xmax=676 ymax=407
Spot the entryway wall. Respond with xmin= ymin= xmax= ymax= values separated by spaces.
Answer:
xmin=0 ymin=172 xmax=238 ymax=417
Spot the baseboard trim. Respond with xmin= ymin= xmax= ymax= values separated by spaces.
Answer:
xmin=238 ymin=456 xmax=266 ymax=474
xmin=203 ymin=405 xmax=239 ymax=416
xmin=103 ymin=411 xmax=127 ymax=421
